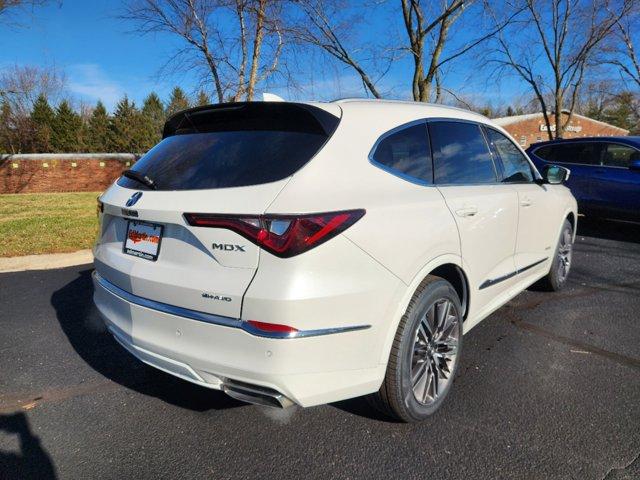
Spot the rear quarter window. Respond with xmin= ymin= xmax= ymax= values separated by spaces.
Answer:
xmin=370 ymin=123 xmax=432 ymax=184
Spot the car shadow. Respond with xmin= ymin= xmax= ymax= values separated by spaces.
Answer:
xmin=50 ymin=269 xmax=243 ymax=413
xmin=577 ymin=217 xmax=640 ymax=244
xmin=0 ymin=412 xmax=57 ymax=480
xmin=330 ymin=397 xmax=402 ymax=423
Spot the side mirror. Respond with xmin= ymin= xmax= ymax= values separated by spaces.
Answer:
xmin=630 ymin=159 xmax=640 ymax=172
xmin=543 ymin=165 xmax=570 ymax=184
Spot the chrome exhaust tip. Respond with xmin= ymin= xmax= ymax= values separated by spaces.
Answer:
xmin=223 ymin=380 xmax=294 ymax=409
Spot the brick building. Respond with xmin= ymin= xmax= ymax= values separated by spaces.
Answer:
xmin=492 ymin=111 xmax=629 ymax=149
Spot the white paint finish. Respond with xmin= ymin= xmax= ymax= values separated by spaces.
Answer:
xmin=94 ymin=99 xmax=578 ymax=408
xmin=512 ymin=183 xmax=566 ymax=270
xmin=436 ymin=184 xmax=519 ymax=323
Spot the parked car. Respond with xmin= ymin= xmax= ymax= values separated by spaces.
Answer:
xmin=93 ymin=100 xmax=577 ymax=422
xmin=527 ymin=137 xmax=640 ymax=221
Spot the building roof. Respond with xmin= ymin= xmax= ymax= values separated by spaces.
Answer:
xmin=492 ymin=111 xmax=629 ymax=134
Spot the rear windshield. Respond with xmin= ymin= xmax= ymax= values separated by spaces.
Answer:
xmin=117 ymin=103 xmax=339 ymax=190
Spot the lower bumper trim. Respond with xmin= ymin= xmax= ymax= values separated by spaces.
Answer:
xmin=93 ymin=271 xmax=370 ymax=339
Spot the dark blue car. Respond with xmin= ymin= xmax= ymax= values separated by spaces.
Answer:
xmin=527 ymin=137 xmax=640 ymax=221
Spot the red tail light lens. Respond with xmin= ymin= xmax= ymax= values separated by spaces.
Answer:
xmin=184 ymin=209 xmax=365 ymax=258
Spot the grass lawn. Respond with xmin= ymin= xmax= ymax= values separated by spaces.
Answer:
xmin=0 ymin=192 xmax=100 ymax=257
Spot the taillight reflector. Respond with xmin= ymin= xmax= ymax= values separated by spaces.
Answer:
xmin=247 ymin=320 xmax=298 ymax=334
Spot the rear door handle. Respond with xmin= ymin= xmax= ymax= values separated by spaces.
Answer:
xmin=520 ymin=198 xmax=533 ymax=207
xmin=455 ymin=206 xmax=478 ymax=217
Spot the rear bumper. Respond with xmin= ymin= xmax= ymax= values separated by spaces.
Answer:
xmin=92 ymin=271 xmax=385 ymax=407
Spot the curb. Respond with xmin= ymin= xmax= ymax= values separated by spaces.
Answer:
xmin=0 ymin=250 xmax=93 ymax=273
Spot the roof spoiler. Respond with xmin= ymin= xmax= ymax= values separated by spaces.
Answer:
xmin=162 ymin=102 xmax=340 ymax=139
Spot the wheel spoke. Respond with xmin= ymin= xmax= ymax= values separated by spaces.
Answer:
xmin=435 ymin=300 xmax=449 ymax=334
xmin=412 ymin=362 xmax=429 ymax=400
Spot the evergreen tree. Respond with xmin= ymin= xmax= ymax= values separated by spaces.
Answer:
xmin=166 ymin=87 xmax=190 ymax=116
xmin=30 ymin=94 xmax=55 ymax=152
xmin=109 ymin=95 xmax=146 ymax=153
xmin=506 ymin=106 xmax=516 ymax=117
xmin=87 ymin=101 xmax=110 ymax=152
xmin=196 ymin=90 xmax=210 ymax=106
xmin=141 ymin=92 xmax=165 ymax=149
xmin=52 ymin=100 xmax=83 ymax=152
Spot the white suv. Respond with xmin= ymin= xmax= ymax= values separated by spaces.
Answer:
xmin=93 ymin=99 xmax=577 ymax=422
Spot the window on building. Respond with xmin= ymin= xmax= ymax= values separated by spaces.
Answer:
xmin=370 ymin=123 xmax=432 ymax=184
xmin=486 ymin=128 xmax=534 ymax=182
xmin=519 ymin=135 xmax=527 ymax=147
xmin=429 ymin=121 xmax=497 ymax=184
xmin=602 ymin=143 xmax=640 ymax=168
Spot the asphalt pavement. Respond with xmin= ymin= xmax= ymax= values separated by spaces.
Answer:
xmin=1 ymin=217 xmax=639 ymax=480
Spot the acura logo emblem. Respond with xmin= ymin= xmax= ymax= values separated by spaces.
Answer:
xmin=126 ymin=192 xmax=143 ymax=207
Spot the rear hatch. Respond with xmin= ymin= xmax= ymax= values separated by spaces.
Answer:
xmin=95 ymin=101 xmax=341 ymax=319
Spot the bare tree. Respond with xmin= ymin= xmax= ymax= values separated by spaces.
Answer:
xmin=0 ymin=64 xmax=65 ymax=115
xmin=0 ymin=0 xmax=57 ymax=27
xmin=121 ymin=0 xmax=283 ymax=103
xmin=488 ymin=0 xmax=635 ymax=140
xmin=607 ymin=10 xmax=640 ymax=89
xmin=400 ymin=1 xmax=522 ymax=102
xmin=289 ymin=0 xmax=389 ymax=98
xmin=0 ymin=64 xmax=65 ymax=153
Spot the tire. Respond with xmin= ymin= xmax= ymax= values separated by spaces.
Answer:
xmin=368 ymin=275 xmax=463 ymax=422
xmin=536 ymin=219 xmax=574 ymax=292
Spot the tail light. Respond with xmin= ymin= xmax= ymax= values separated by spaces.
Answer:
xmin=184 ymin=209 xmax=365 ymax=258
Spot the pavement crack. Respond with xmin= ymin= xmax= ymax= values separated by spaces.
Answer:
xmin=601 ymin=452 xmax=640 ymax=480
xmin=510 ymin=319 xmax=640 ymax=372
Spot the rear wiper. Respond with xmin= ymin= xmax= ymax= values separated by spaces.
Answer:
xmin=123 ymin=170 xmax=157 ymax=190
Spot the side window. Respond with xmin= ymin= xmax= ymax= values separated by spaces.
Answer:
xmin=429 ymin=121 xmax=497 ymax=185
xmin=603 ymin=143 xmax=639 ymax=168
xmin=533 ymin=145 xmax=556 ymax=161
xmin=485 ymin=128 xmax=534 ymax=182
xmin=370 ymin=123 xmax=432 ymax=184
xmin=535 ymin=143 xmax=601 ymax=165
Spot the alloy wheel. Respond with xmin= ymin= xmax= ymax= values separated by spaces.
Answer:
xmin=557 ymin=227 xmax=573 ymax=282
xmin=410 ymin=298 xmax=460 ymax=405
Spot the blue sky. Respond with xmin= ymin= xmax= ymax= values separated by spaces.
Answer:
xmin=1 ymin=0 xmax=524 ymax=112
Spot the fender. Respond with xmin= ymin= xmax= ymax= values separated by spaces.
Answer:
xmin=376 ymin=253 xmax=464 ymax=366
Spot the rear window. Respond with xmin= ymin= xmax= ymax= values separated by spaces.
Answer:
xmin=117 ymin=103 xmax=339 ymax=190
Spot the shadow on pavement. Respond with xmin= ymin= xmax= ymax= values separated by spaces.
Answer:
xmin=577 ymin=217 xmax=640 ymax=244
xmin=50 ymin=269 xmax=243 ymax=413
xmin=0 ymin=412 xmax=56 ymax=480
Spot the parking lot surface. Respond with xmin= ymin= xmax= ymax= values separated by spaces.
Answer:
xmin=1 ymin=218 xmax=639 ymax=480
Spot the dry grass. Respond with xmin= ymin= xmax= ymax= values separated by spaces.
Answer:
xmin=0 ymin=192 xmax=100 ymax=257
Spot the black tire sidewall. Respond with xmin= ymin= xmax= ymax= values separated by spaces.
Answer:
xmin=397 ymin=280 xmax=463 ymax=421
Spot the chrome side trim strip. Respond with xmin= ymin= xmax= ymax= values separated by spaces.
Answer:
xmin=479 ymin=257 xmax=548 ymax=290
xmin=93 ymin=271 xmax=370 ymax=339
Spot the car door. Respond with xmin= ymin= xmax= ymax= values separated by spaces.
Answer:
xmin=485 ymin=127 xmax=560 ymax=273
xmin=531 ymin=142 xmax=602 ymax=210
xmin=590 ymin=142 xmax=640 ymax=219
xmin=429 ymin=120 xmax=519 ymax=322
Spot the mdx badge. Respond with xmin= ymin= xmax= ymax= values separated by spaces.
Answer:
xmin=212 ymin=243 xmax=246 ymax=252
